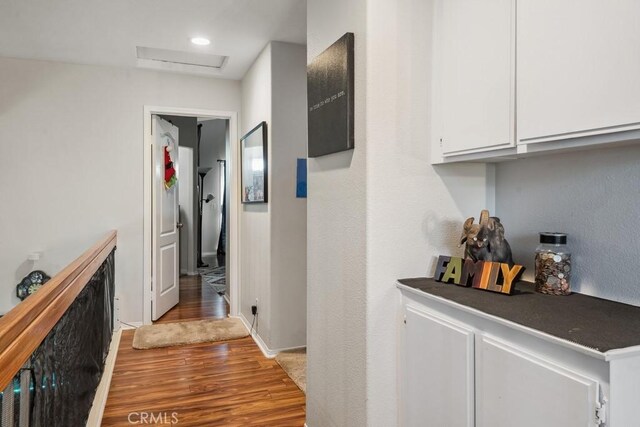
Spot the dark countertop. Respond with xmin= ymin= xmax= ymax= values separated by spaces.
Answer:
xmin=398 ymin=277 xmax=640 ymax=353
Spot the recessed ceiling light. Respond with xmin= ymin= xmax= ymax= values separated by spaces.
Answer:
xmin=191 ymin=37 xmax=210 ymax=46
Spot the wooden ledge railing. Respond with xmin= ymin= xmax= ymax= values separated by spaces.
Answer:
xmin=0 ymin=230 xmax=117 ymax=390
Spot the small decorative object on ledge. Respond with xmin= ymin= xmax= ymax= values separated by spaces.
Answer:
xmin=535 ymin=232 xmax=571 ymax=295
xmin=16 ymin=270 xmax=50 ymax=301
xmin=430 ymin=210 xmax=523 ymax=295
xmin=433 ymin=256 xmax=524 ymax=295
xmin=460 ymin=209 xmax=514 ymax=265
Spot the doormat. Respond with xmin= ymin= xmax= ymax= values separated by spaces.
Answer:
xmin=198 ymin=265 xmax=226 ymax=295
xmin=276 ymin=348 xmax=307 ymax=393
xmin=132 ymin=318 xmax=248 ymax=349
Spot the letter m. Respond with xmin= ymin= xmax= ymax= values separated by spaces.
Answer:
xmin=460 ymin=259 xmax=484 ymax=287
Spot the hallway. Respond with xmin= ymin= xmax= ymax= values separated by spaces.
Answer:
xmin=155 ymin=256 xmax=228 ymax=324
xmin=102 ymin=272 xmax=306 ymax=426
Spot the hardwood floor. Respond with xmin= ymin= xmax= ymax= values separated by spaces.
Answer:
xmin=155 ymin=255 xmax=228 ymax=324
xmin=102 ymin=268 xmax=306 ymax=426
xmin=154 ymin=275 xmax=228 ymax=324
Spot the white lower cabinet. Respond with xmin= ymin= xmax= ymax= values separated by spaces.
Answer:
xmin=397 ymin=286 xmax=631 ymax=426
xmin=476 ymin=335 xmax=601 ymax=427
xmin=401 ymin=307 xmax=475 ymax=427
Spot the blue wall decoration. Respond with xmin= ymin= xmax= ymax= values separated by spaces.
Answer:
xmin=296 ymin=158 xmax=307 ymax=198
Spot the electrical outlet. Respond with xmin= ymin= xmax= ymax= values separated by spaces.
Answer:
xmin=251 ymin=305 xmax=257 ymax=315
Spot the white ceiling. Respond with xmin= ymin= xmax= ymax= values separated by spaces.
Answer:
xmin=0 ymin=0 xmax=306 ymax=80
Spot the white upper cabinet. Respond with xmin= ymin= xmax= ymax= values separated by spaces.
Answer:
xmin=517 ymin=0 xmax=640 ymax=145
xmin=433 ymin=0 xmax=515 ymax=157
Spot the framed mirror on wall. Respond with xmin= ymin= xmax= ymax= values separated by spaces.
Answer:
xmin=240 ymin=121 xmax=268 ymax=203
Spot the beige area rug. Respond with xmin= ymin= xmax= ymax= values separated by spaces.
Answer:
xmin=132 ymin=318 xmax=248 ymax=349
xmin=275 ymin=348 xmax=307 ymax=393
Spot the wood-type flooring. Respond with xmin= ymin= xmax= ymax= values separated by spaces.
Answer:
xmin=102 ymin=264 xmax=305 ymax=426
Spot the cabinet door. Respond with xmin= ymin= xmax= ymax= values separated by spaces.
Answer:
xmin=476 ymin=335 xmax=601 ymax=427
xmin=400 ymin=306 xmax=474 ymax=427
xmin=435 ymin=0 xmax=515 ymax=156
xmin=518 ymin=0 xmax=640 ymax=144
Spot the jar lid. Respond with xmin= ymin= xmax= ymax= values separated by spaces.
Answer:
xmin=539 ymin=232 xmax=567 ymax=244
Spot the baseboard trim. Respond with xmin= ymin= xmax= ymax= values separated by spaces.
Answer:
xmin=87 ymin=327 xmax=122 ymax=427
xmin=236 ymin=313 xmax=274 ymax=358
xmin=235 ymin=313 xmax=306 ymax=359
xmin=120 ymin=321 xmax=143 ymax=330
xmin=276 ymin=344 xmax=307 ymax=352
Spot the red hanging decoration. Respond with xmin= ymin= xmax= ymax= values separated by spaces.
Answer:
xmin=164 ymin=146 xmax=177 ymax=189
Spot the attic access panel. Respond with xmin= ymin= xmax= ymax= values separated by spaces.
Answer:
xmin=307 ymin=32 xmax=354 ymax=158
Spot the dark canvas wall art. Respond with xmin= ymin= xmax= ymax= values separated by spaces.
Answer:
xmin=307 ymin=32 xmax=354 ymax=158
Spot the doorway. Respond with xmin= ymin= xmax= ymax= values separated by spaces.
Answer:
xmin=143 ymin=106 xmax=239 ymax=325
xmin=195 ymin=118 xmax=230 ymax=303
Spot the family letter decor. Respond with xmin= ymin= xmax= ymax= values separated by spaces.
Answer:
xmin=434 ymin=256 xmax=524 ymax=295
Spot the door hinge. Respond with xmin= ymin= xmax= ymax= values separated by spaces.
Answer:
xmin=595 ymin=396 xmax=607 ymax=425
xmin=440 ymin=137 xmax=443 ymax=148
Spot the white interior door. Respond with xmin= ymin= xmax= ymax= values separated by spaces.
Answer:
xmin=152 ymin=116 xmax=180 ymax=321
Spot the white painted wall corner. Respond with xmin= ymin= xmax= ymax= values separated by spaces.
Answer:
xmin=234 ymin=314 xmax=305 ymax=359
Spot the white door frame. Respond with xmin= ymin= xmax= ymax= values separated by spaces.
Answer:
xmin=143 ymin=106 xmax=240 ymax=325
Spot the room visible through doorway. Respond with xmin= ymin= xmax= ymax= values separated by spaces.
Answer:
xmin=195 ymin=118 xmax=230 ymax=303
xmin=143 ymin=106 xmax=238 ymax=326
xmin=154 ymin=115 xmax=231 ymax=323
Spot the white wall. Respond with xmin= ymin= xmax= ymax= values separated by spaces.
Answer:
xmin=240 ymin=43 xmax=273 ymax=343
xmin=0 ymin=56 xmax=240 ymax=321
xmin=496 ymin=144 xmax=640 ymax=307
xmin=306 ymin=1 xmax=368 ymax=425
xmin=240 ymin=41 xmax=308 ymax=352
xmin=307 ymin=1 xmax=492 ymax=426
xmin=199 ymin=119 xmax=227 ymax=256
xmin=269 ymin=41 xmax=308 ymax=350
xmin=365 ymin=1 xmax=493 ymax=426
